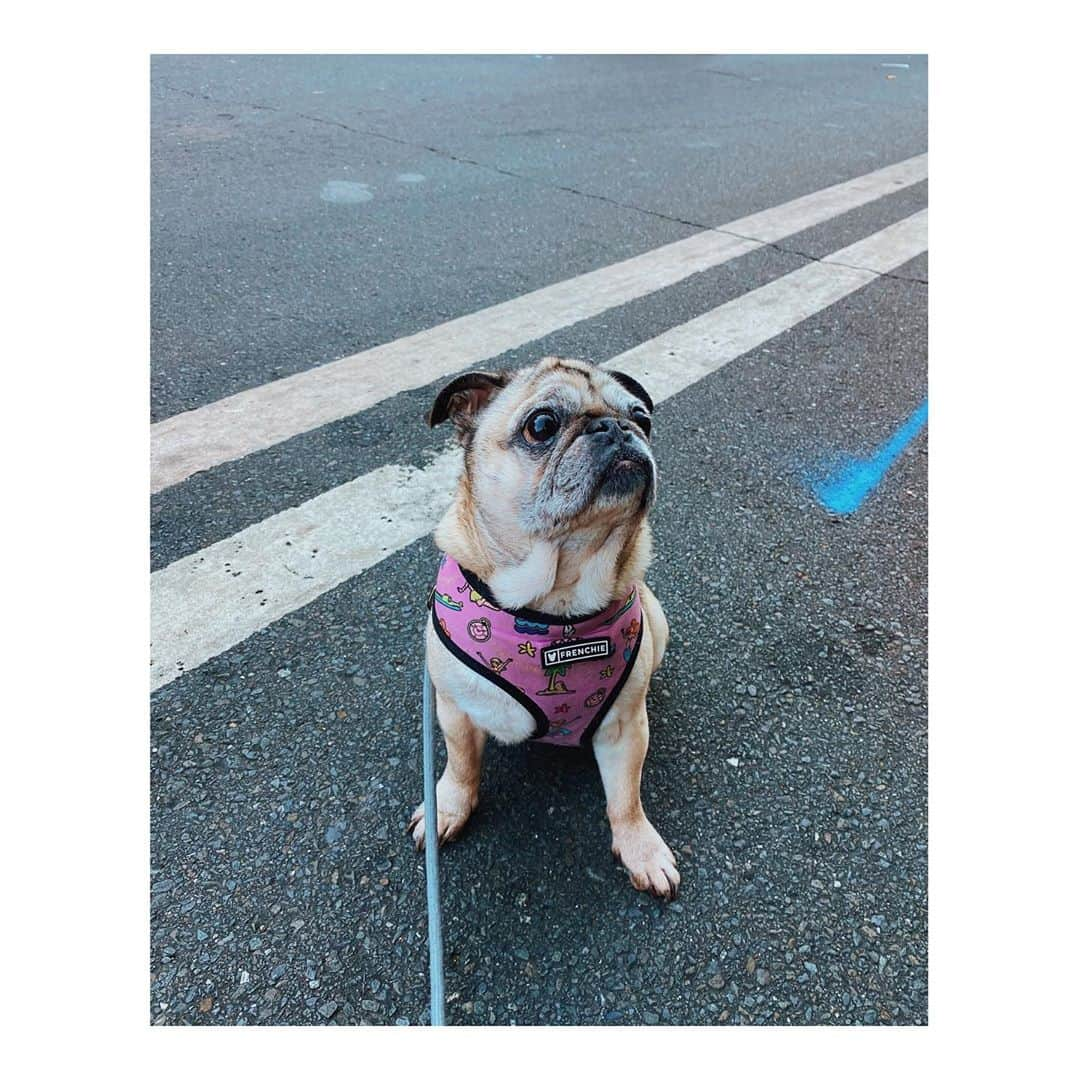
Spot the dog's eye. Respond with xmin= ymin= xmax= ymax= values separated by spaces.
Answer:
xmin=631 ymin=406 xmax=652 ymax=438
xmin=523 ymin=409 xmax=560 ymax=444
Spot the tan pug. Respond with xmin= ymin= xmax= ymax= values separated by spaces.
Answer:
xmin=409 ymin=356 xmax=679 ymax=899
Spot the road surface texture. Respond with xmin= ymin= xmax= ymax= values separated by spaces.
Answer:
xmin=150 ymin=54 xmax=927 ymax=1026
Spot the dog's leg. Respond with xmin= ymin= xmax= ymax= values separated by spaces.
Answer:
xmin=638 ymin=582 xmax=669 ymax=672
xmin=592 ymin=697 xmax=680 ymax=899
xmin=408 ymin=691 xmax=486 ymax=850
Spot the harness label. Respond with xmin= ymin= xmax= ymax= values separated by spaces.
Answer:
xmin=540 ymin=637 xmax=612 ymax=669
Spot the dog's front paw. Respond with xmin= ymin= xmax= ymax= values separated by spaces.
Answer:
xmin=407 ymin=780 xmax=477 ymax=850
xmin=611 ymin=817 xmax=680 ymax=899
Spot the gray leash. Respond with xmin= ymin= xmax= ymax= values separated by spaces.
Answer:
xmin=421 ymin=665 xmax=446 ymax=1025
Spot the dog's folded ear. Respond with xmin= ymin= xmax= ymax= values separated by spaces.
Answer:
xmin=428 ymin=370 xmax=512 ymax=437
xmin=606 ymin=369 xmax=654 ymax=413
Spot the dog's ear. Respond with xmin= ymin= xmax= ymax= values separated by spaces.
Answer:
xmin=606 ymin=369 xmax=654 ymax=413
xmin=428 ymin=370 xmax=512 ymax=437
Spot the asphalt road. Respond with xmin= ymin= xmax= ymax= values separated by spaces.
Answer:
xmin=150 ymin=54 xmax=928 ymax=1025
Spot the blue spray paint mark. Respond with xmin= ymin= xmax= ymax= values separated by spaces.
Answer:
xmin=810 ymin=397 xmax=928 ymax=515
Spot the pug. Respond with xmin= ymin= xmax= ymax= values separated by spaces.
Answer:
xmin=409 ymin=356 xmax=679 ymax=898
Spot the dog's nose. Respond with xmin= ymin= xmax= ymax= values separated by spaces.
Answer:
xmin=585 ymin=417 xmax=631 ymax=441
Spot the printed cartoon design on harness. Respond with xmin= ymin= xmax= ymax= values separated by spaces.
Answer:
xmin=536 ymin=661 xmax=574 ymax=696
xmin=467 ymin=617 xmax=492 ymax=643
xmin=457 ymin=582 xmax=497 ymax=609
xmin=433 ymin=591 xmax=463 ymax=612
xmin=621 ymin=618 xmax=641 ymax=662
xmin=475 ymin=651 xmax=513 ymax=674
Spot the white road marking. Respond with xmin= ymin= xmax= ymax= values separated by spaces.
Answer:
xmin=151 ymin=211 xmax=927 ymax=691
xmin=603 ymin=211 xmax=928 ymax=402
xmin=151 ymin=154 xmax=927 ymax=493
xmin=151 ymin=449 xmax=463 ymax=690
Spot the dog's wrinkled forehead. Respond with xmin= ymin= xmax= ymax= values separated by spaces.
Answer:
xmin=491 ymin=358 xmax=648 ymax=429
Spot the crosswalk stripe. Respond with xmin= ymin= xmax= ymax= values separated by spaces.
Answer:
xmin=604 ymin=210 xmax=928 ymax=403
xmin=151 ymin=450 xmax=463 ymax=690
xmin=150 ymin=154 xmax=927 ymax=494
xmin=150 ymin=211 xmax=927 ymax=691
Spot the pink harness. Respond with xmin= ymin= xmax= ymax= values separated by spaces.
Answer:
xmin=430 ymin=555 xmax=644 ymax=747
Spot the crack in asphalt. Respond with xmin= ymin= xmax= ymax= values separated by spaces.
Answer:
xmin=155 ymin=81 xmax=927 ymax=287
xmin=703 ymin=68 xmax=763 ymax=83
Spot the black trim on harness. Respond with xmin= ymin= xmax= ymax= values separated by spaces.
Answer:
xmin=579 ymin=626 xmax=643 ymax=744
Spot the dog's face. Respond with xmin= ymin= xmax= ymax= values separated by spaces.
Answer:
xmin=430 ymin=357 xmax=656 ymax=543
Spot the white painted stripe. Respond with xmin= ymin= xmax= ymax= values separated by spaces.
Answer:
xmin=151 ymin=154 xmax=927 ymax=493
xmin=603 ymin=210 xmax=928 ymax=402
xmin=151 ymin=449 xmax=464 ymax=689
xmin=151 ymin=211 xmax=926 ymax=691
